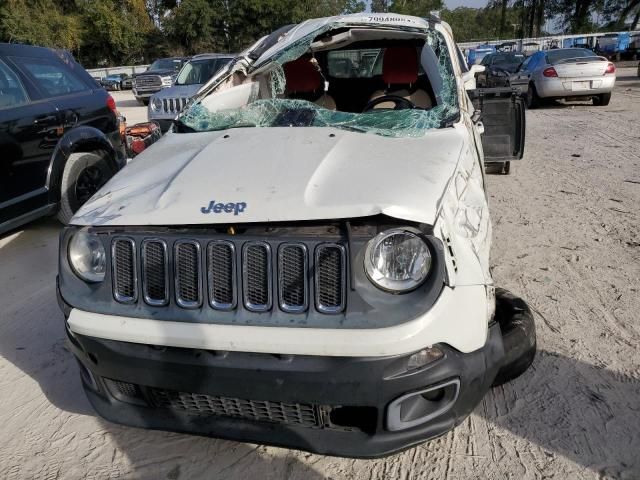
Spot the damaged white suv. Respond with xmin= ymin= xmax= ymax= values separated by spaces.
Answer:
xmin=57 ymin=14 xmax=534 ymax=457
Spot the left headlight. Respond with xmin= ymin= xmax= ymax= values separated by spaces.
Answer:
xmin=68 ymin=227 xmax=106 ymax=283
xmin=151 ymin=97 xmax=163 ymax=112
xmin=364 ymin=229 xmax=432 ymax=293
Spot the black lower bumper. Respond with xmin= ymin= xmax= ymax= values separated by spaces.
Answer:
xmin=65 ymin=322 xmax=504 ymax=458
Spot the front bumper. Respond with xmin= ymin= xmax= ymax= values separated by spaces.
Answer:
xmin=133 ymin=88 xmax=163 ymax=99
xmin=64 ymin=317 xmax=503 ymax=457
xmin=146 ymin=113 xmax=175 ymax=132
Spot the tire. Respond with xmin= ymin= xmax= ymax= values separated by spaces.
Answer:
xmin=485 ymin=163 xmax=503 ymax=175
xmin=593 ymin=92 xmax=611 ymax=106
xmin=525 ymin=83 xmax=540 ymax=109
xmin=485 ymin=162 xmax=511 ymax=175
xmin=491 ymin=288 xmax=537 ymax=387
xmin=142 ymin=98 xmax=149 ymax=106
xmin=57 ymin=151 xmax=114 ymax=224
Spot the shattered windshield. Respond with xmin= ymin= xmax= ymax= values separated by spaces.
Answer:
xmin=179 ymin=24 xmax=459 ymax=138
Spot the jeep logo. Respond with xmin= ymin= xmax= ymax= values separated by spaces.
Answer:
xmin=201 ymin=201 xmax=247 ymax=216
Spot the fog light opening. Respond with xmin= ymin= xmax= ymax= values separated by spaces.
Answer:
xmin=386 ymin=379 xmax=460 ymax=432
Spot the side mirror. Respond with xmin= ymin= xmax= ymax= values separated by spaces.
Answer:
xmin=463 ymin=65 xmax=485 ymax=90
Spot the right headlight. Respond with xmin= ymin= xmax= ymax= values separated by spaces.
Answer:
xmin=68 ymin=227 xmax=106 ymax=283
xmin=364 ymin=229 xmax=432 ymax=293
xmin=150 ymin=97 xmax=163 ymax=111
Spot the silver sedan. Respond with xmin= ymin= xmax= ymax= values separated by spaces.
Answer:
xmin=511 ymin=48 xmax=616 ymax=108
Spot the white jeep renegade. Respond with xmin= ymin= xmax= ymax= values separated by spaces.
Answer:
xmin=58 ymin=13 xmax=534 ymax=457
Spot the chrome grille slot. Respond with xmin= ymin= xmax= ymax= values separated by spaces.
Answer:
xmin=141 ymin=239 xmax=168 ymax=306
xmin=162 ymin=97 xmax=188 ymax=114
xmin=207 ymin=241 xmax=236 ymax=310
xmin=174 ymin=241 xmax=202 ymax=308
xmin=243 ymin=242 xmax=272 ymax=312
xmin=315 ymin=244 xmax=346 ymax=313
xmin=278 ymin=244 xmax=308 ymax=313
xmin=112 ymin=238 xmax=137 ymax=303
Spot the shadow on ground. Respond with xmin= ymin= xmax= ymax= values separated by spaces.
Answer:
xmin=0 ymin=219 xmax=639 ymax=478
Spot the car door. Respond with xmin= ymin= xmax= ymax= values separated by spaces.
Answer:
xmin=11 ymin=55 xmax=102 ymax=135
xmin=0 ymin=58 xmax=61 ymax=227
xmin=468 ymin=87 xmax=526 ymax=163
xmin=11 ymin=54 xmax=117 ymax=146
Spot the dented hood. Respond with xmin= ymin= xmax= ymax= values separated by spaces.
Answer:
xmin=72 ymin=127 xmax=464 ymax=226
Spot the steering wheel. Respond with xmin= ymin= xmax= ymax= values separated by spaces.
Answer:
xmin=363 ymin=95 xmax=415 ymax=112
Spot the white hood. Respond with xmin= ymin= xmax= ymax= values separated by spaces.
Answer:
xmin=72 ymin=127 xmax=464 ymax=226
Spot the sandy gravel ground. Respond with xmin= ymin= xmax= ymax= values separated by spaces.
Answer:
xmin=1 ymin=69 xmax=639 ymax=480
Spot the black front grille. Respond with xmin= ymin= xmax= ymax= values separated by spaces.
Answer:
xmin=112 ymin=238 xmax=137 ymax=302
xmin=279 ymin=244 xmax=308 ymax=312
xmin=243 ymin=242 xmax=271 ymax=311
xmin=316 ymin=245 xmax=346 ymax=313
xmin=175 ymin=241 xmax=201 ymax=308
xmin=207 ymin=241 xmax=236 ymax=310
xmin=149 ymin=388 xmax=320 ymax=427
xmin=110 ymin=237 xmax=348 ymax=315
xmin=142 ymin=240 xmax=168 ymax=305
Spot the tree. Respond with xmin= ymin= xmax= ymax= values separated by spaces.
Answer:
xmin=164 ymin=0 xmax=218 ymax=54
xmin=390 ymin=0 xmax=445 ymax=16
xmin=0 ymin=0 xmax=82 ymax=52
xmin=78 ymin=0 xmax=156 ymax=66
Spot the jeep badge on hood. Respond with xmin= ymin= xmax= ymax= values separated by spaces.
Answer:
xmin=201 ymin=200 xmax=247 ymax=215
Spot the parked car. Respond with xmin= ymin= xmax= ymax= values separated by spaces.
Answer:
xmin=132 ymin=57 xmax=188 ymax=105
xmin=0 ymin=43 xmax=126 ymax=234
xmin=100 ymin=73 xmax=132 ymax=91
xmin=466 ymin=44 xmax=496 ymax=65
xmin=58 ymin=13 xmax=534 ymax=458
xmin=476 ymin=52 xmax=525 ymax=87
xmin=511 ymin=48 xmax=616 ymax=108
xmin=148 ymin=53 xmax=235 ymax=132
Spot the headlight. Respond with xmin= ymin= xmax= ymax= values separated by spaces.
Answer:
xmin=151 ymin=97 xmax=163 ymax=111
xmin=68 ymin=228 xmax=106 ymax=282
xmin=364 ymin=229 xmax=431 ymax=292
xmin=161 ymin=76 xmax=172 ymax=86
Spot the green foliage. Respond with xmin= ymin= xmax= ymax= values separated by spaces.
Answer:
xmin=0 ymin=0 xmax=82 ymax=51
xmin=78 ymin=0 xmax=155 ymax=66
xmin=0 ymin=0 xmax=637 ymax=68
xmin=389 ymin=0 xmax=445 ymax=16
xmin=441 ymin=6 xmax=522 ymax=41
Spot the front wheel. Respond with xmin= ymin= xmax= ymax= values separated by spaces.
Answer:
xmin=593 ymin=92 xmax=611 ymax=106
xmin=491 ymin=288 xmax=537 ymax=386
xmin=57 ymin=151 xmax=114 ymax=224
